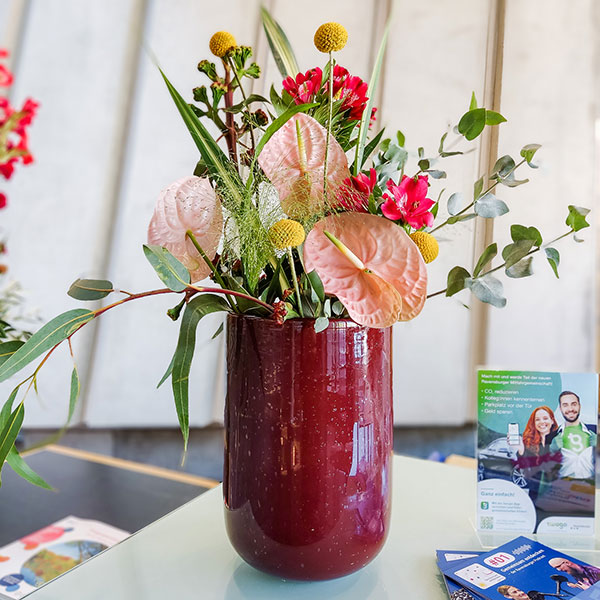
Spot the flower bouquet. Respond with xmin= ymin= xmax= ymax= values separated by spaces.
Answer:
xmin=0 ymin=11 xmax=589 ymax=580
xmin=0 ymin=49 xmax=38 ymax=343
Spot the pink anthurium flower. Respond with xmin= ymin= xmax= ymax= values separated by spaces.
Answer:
xmin=147 ymin=176 xmax=223 ymax=283
xmin=381 ymin=175 xmax=435 ymax=229
xmin=304 ymin=212 xmax=428 ymax=327
xmin=258 ymin=113 xmax=350 ymax=218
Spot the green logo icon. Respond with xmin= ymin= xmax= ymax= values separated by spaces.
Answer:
xmin=481 ymin=501 xmax=489 ymax=510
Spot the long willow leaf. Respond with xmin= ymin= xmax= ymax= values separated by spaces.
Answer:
xmin=0 ymin=309 xmax=94 ymax=382
xmin=353 ymin=16 xmax=392 ymax=175
xmin=160 ymin=70 xmax=245 ymax=208
xmin=0 ymin=402 xmax=24 ymax=484
xmin=260 ymin=7 xmax=300 ymax=79
xmin=171 ymin=295 xmax=230 ymax=450
xmin=6 ymin=447 xmax=52 ymax=489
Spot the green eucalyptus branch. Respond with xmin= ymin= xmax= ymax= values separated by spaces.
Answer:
xmin=426 ymin=228 xmax=575 ymax=300
xmin=430 ymin=158 xmax=527 ymax=234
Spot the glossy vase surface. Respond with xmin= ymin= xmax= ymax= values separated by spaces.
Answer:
xmin=223 ymin=314 xmax=393 ymax=581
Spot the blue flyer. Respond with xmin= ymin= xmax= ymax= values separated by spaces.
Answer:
xmin=477 ymin=370 xmax=598 ymax=535
xmin=440 ymin=536 xmax=600 ymax=599
xmin=437 ymin=550 xmax=485 ymax=599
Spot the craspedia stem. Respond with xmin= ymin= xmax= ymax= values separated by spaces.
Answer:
xmin=323 ymin=52 xmax=334 ymax=203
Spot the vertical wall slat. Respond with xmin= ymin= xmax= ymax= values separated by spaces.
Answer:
xmin=486 ymin=0 xmax=597 ymax=372
xmin=1 ymin=0 xmax=146 ymax=426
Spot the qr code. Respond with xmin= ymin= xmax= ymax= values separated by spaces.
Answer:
xmin=480 ymin=516 xmax=494 ymax=530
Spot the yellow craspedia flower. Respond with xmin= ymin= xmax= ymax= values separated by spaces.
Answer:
xmin=209 ymin=31 xmax=237 ymax=58
xmin=314 ymin=22 xmax=348 ymax=53
xmin=269 ymin=219 xmax=306 ymax=250
xmin=410 ymin=231 xmax=439 ymax=264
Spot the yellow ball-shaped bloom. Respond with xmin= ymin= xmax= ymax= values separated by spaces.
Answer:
xmin=314 ymin=22 xmax=348 ymax=53
xmin=209 ymin=31 xmax=237 ymax=58
xmin=269 ymin=219 xmax=306 ymax=250
xmin=410 ymin=231 xmax=439 ymax=264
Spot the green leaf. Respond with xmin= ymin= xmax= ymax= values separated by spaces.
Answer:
xmin=352 ymin=128 xmax=385 ymax=172
xmin=485 ymin=110 xmax=506 ymax=125
xmin=426 ymin=170 xmax=446 ymax=179
xmin=0 ymin=309 xmax=94 ymax=383
xmin=447 ymin=213 xmax=476 ymax=225
xmin=396 ymin=130 xmax=406 ymax=147
xmin=447 ymin=192 xmax=464 ymax=216
xmin=171 ymin=294 xmax=230 ymax=450
xmin=510 ymin=224 xmax=542 ymax=247
xmin=473 ymin=243 xmax=498 ymax=277
xmin=566 ymin=205 xmax=590 ymax=232
xmin=260 ymin=7 xmax=300 ymax=79
xmin=211 ymin=322 xmax=224 ymax=340
xmin=6 ymin=446 xmax=52 ymax=489
xmin=473 ymin=175 xmax=484 ymax=200
xmin=0 ymin=402 xmax=24 ymax=484
xmin=314 ymin=317 xmax=329 ymax=333
xmin=469 ymin=91 xmax=477 ymax=110
xmin=474 ymin=193 xmax=509 ymax=218
xmin=353 ymin=15 xmax=391 ymax=175
xmin=0 ymin=341 xmax=24 ymax=367
xmin=501 ymin=239 xmax=535 ymax=269
xmin=491 ymin=155 xmax=515 ymax=177
xmin=159 ymin=70 xmax=246 ymax=206
xmin=68 ymin=366 xmax=80 ymax=424
xmin=469 ymin=275 xmax=506 ymax=308
xmin=520 ymin=143 xmax=541 ymax=167
xmin=157 ymin=354 xmax=175 ymax=389
xmin=458 ymin=108 xmax=486 ymax=141
xmin=446 ymin=266 xmax=471 ymax=297
xmin=307 ymin=270 xmax=325 ymax=304
xmin=438 ymin=131 xmax=448 ymax=154
xmin=418 ymin=158 xmax=430 ymax=171
xmin=222 ymin=94 xmax=270 ymax=114
xmin=67 ymin=278 xmax=114 ymax=301
xmin=143 ymin=245 xmax=190 ymax=292
xmin=545 ymin=247 xmax=560 ymax=278
xmin=506 ymin=256 xmax=534 ymax=279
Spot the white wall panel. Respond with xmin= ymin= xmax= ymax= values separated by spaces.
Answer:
xmin=384 ymin=0 xmax=491 ymax=424
xmin=84 ymin=0 xmax=262 ymax=427
xmin=1 ymin=0 xmax=145 ymax=426
xmin=486 ymin=0 xmax=597 ymax=372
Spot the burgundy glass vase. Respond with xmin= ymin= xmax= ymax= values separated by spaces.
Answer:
xmin=223 ymin=314 xmax=393 ymax=581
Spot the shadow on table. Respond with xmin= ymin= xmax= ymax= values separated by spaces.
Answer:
xmin=224 ymin=562 xmax=389 ymax=599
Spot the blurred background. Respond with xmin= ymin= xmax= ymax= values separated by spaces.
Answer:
xmin=0 ymin=0 xmax=597 ymax=480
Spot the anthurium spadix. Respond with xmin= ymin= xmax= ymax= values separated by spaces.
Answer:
xmin=257 ymin=113 xmax=350 ymax=218
xmin=147 ymin=176 xmax=223 ymax=282
xmin=304 ymin=213 xmax=428 ymax=327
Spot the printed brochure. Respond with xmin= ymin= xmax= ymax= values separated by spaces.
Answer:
xmin=0 ymin=516 xmax=129 ymax=598
xmin=477 ymin=370 xmax=598 ymax=535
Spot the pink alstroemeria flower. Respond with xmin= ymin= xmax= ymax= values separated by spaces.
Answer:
xmin=381 ymin=175 xmax=435 ymax=230
xmin=338 ymin=168 xmax=377 ymax=213
xmin=282 ymin=67 xmax=323 ymax=104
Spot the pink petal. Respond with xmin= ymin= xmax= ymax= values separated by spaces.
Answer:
xmin=304 ymin=213 xmax=428 ymax=325
xmin=148 ymin=176 xmax=222 ymax=283
xmin=381 ymin=198 xmax=403 ymax=221
xmin=257 ymin=113 xmax=350 ymax=218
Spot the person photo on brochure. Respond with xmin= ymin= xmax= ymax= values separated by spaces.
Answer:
xmin=512 ymin=406 xmax=561 ymax=501
xmin=548 ymin=557 xmax=600 ymax=590
xmin=549 ymin=391 xmax=597 ymax=481
xmin=497 ymin=584 xmax=546 ymax=600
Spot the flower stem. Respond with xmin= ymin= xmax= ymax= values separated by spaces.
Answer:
xmin=323 ymin=52 xmax=334 ymax=203
xmin=426 ymin=228 xmax=574 ymax=299
xmin=186 ymin=230 xmax=239 ymax=313
xmin=222 ymin=59 xmax=238 ymax=166
xmin=226 ymin=56 xmax=256 ymax=153
xmin=287 ymin=248 xmax=304 ymax=318
xmin=430 ymin=158 xmax=527 ymax=234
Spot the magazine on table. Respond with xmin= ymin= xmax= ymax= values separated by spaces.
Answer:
xmin=0 ymin=516 xmax=129 ymax=598
xmin=477 ymin=370 xmax=598 ymax=536
xmin=438 ymin=536 xmax=600 ymax=600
